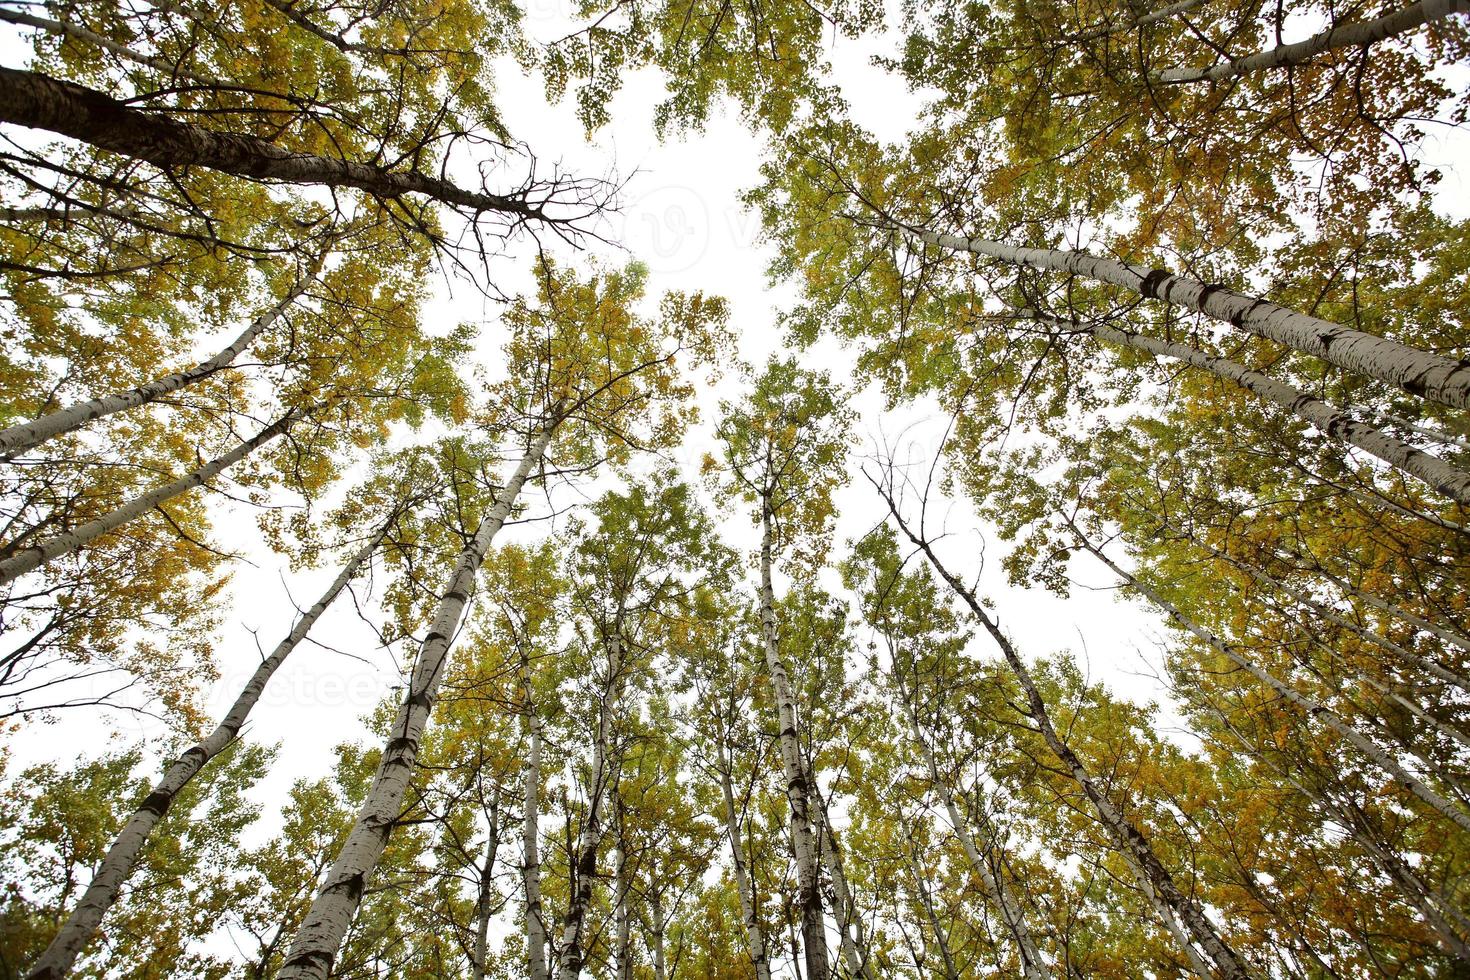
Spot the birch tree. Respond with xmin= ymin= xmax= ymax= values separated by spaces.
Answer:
xmin=274 ymin=261 xmax=728 ymax=979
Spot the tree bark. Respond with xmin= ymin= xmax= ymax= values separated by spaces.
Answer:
xmin=876 ymin=487 xmax=1255 ymax=980
xmin=1156 ymin=0 xmax=1469 ymax=83
xmin=758 ymin=503 xmax=830 ymax=980
xmin=557 ymin=630 xmax=624 ymax=980
xmin=1069 ymin=528 xmax=1470 ymax=836
xmin=811 ymin=799 xmax=877 ymax=980
xmin=470 ymin=791 xmax=503 ymax=980
xmin=0 ymin=271 xmax=314 ymax=461
xmin=902 ymin=225 xmax=1470 ymax=408
xmin=0 ymin=409 xmax=300 ymax=585
xmin=1085 ymin=321 xmax=1470 ymax=504
xmin=522 ymin=647 xmax=550 ymax=980
xmin=717 ymin=733 xmax=775 ymax=980
xmin=275 ymin=418 xmax=557 ymax=979
xmin=0 ymin=68 xmax=549 ymax=222
xmin=23 ymin=525 xmax=384 ymax=980
xmin=891 ymin=666 xmax=1050 ymax=979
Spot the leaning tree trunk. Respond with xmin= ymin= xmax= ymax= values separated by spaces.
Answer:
xmin=1068 ymin=527 xmax=1470 ymax=836
xmin=23 ymin=522 xmax=385 ymax=980
xmin=717 ymin=732 xmax=775 ymax=980
xmin=904 ymin=840 xmax=962 ymax=980
xmin=0 ymin=68 xmax=552 ymax=222
xmin=1084 ymin=321 xmax=1470 ymax=504
xmin=757 ymin=502 xmax=830 ymax=980
xmin=1201 ymin=698 xmax=1470 ymax=960
xmin=877 ymin=491 xmax=1255 ymax=980
xmin=1155 ymin=0 xmax=1469 ymax=83
xmin=612 ymin=797 xmax=633 ymax=980
xmin=897 ymin=224 xmax=1470 ymax=408
xmin=558 ymin=629 xmax=625 ymax=980
xmin=0 ymin=408 xmax=301 ymax=585
xmin=0 ymin=268 xmax=315 ymax=461
xmin=522 ymin=648 xmax=550 ymax=980
xmin=811 ymin=798 xmax=877 ymax=980
xmin=276 ymin=419 xmax=557 ymax=980
xmin=1271 ymin=543 xmax=1470 ymax=659
xmin=891 ymin=666 xmax=1050 ymax=979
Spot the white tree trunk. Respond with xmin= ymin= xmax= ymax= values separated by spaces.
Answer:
xmin=0 ymin=409 xmax=300 ymax=585
xmin=717 ymin=735 xmax=775 ymax=980
xmin=558 ymin=630 xmax=624 ymax=980
xmin=1073 ymin=531 xmax=1470 ymax=835
xmin=878 ymin=493 xmax=1254 ymax=979
xmin=1088 ymin=322 xmax=1470 ymax=504
xmin=1157 ymin=0 xmax=1469 ymax=83
xmin=23 ymin=526 xmax=383 ymax=980
xmin=892 ymin=669 xmax=1050 ymax=979
xmin=1071 ymin=0 xmax=1206 ymax=43
xmin=470 ymin=790 xmax=503 ymax=980
xmin=758 ymin=505 xmax=829 ymax=980
xmin=811 ymin=800 xmax=877 ymax=980
xmin=522 ymin=650 xmax=550 ymax=980
xmin=0 ymin=271 xmax=313 ymax=461
xmin=906 ymin=226 xmax=1470 ymax=408
xmin=1274 ymin=544 xmax=1470 ymax=659
xmin=275 ymin=420 xmax=557 ymax=979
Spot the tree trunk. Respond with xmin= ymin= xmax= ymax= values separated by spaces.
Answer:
xmin=904 ymin=843 xmax=961 ymax=980
xmin=1069 ymin=527 xmax=1470 ymax=836
xmin=650 ymin=893 xmax=668 ymax=980
xmin=0 ymin=408 xmax=301 ymax=585
xmin=1086 ymin=321 xmax=1470 ymax=504
xmin=811 ymin=799 xmax=877 ymax=980
xmin=23 ymin=525 xmax=384 ymax=980
xmin=613 ymin=796 xmax=633 ymax=980
xmin=471 ymin=791 xmax=503 ymax=980
xmin=902 ymin=225 xmax=1470 ymax=408
xmin=891 ymin=667 xmax=1050 ymax=979
xmin=558 ymin=630 xmax=624 ymax=980
xmin=1273 ymin=543 xmax=1470 ymax=659
xmin=877 ymin=489 xmax=1255 ymax=980
xmin=275 ymin=419 xmax=557 ymax=980
xmin=0 ymin=68 xmax=548 ymax=222
xmin=1156 ymin=0 xmax=1469 ymax=83
xmin=758 ymin=503 xmax=830 ymax=980
xmin=0 ymin=270 xmax=315 ymax=461
xmin=1070 ymin=0 xmax=1207 ymax=42
xmin=522 ymin=647 xmax=550 ymax=980
xmin=717 ymin=733 xmax=775 ymax=980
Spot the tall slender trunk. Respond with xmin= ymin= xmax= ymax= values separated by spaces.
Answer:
xmin=899 ymin=225 xmax=1470 ymax=408
xmin=903 ymin=843 xmax=961 ymax=980
xmin=650 ymin=893 xmax=667 ymax=980
xmin=891 ymin=666 xmax=1050 ymax=979
xmin=23 ymin=525 xmax=384 ymax=980
xmin=876 ymin=488 xmax=1255 ymax=980
xmin=1156 ymin=0 xmax=1469 ymax=83
xmin=0 ymin=409 xmax=301 ymax=585
xmin=1271 ymin=544 xmax=1470 ymax=659
xmin=0 ymin=68 xmax=548 ymax=222
xmin=758 ymin=503 xmax=829 ymax=980
xmin=1068 ymin=527 xmax=1470 ymax=835
xmin=470 ymin=791 xmax=503 ymax=980
xmin=0 ymin=270 xmax=314 ymax=461
xmin=717 ymin=733 xmax=775 ymax=980
xmin=1069 ymin=0 xmax=1207 ymax=43
xmin=1201 ymin=701 xmax=1470 ymax=960
xmin=276 ymin=419 xmax=558 ymax=980
xmin=558 ymin=629 xmax=624 ymax=980
xmin=613 ymin=795 xmax=633 ymax=980
xmin=811 ymin=799 xmax=876 ymax=980
xmin=522 ymin=648 xmax=549 ymax=980
xmin=1084 ymin=321 xmax=1470 ymax=504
